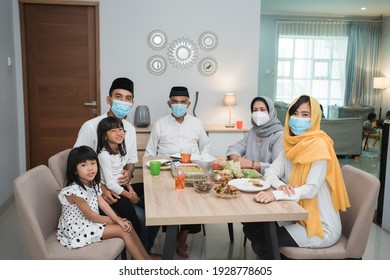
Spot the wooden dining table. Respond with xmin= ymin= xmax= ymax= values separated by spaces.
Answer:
xmin=143 ymin=156 xmax=308 ymax=260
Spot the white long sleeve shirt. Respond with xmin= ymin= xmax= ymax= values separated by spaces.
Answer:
xmin=74 ymin=113 xmax=138 ymax=164
xmin=145 ymin=114 xmax=210 ymax=157
xmin=98 ymin=149 xmax=127 ymax=195
xmin=264 ymin=152 xmax=342 ymax=248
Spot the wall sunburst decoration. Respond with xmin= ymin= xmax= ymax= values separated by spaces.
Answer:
xmin=167 ymin=38 xmax=198 ymax=69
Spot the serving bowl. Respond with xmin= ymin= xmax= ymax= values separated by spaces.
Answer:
xmin=193 ymin=180 xmax=215 ymax=193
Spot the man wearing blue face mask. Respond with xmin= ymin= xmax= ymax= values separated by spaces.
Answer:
xmin=145 ymin=86 xmax=210 ymax=158
xmin=145 ymin=86 xmax=211 ymax=258
xmin=74 ymin=77 xmax=160 ymax=254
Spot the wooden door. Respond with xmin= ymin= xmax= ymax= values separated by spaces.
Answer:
xmin=19 ymin=1 xmax=100 ymax=169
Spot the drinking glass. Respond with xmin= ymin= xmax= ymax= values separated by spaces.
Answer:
xmin=180 ymin=148 xmax=191 ymax=163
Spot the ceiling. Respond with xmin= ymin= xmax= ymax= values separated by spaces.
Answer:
xmin=261 ymin=0 xmax=390 ymax=18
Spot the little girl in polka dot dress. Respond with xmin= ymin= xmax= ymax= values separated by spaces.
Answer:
xmin=56 ymin=145 xmax=160 ymax=260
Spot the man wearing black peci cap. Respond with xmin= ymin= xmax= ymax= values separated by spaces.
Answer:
xmin=74 ymin=77 xmax=159 ymax=253
xmin=145 ymin=86 xmax=211 ymax=257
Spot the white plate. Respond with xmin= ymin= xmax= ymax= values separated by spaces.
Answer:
xmin=146 ymin=159 xmax=171 ymax=170
xmin=228 ymin=178 xmax=271 ymax=192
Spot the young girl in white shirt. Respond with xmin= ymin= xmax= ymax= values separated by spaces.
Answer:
xmin=96 ymin=116 xmax=159 ymax=253
xmin=56 ymin=146 xmax=158 ymax=259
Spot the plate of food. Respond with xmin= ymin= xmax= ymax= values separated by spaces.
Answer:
xmin=227 ymin=178 xmax=271 ymax=192
xmin=213 ymin=183 xmax=241 ymax=199
xmin=146 ymin=159 xmax=172 ymax=170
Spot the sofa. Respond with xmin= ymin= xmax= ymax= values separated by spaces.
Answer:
xmin=275 ymin=101 xmax=363 ymax=156
xmin=338 ymin=106 xmax=375 ymax=119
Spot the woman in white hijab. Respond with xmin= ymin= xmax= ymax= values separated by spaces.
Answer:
xmin=226 ymin=96 xmax=284 ymax=174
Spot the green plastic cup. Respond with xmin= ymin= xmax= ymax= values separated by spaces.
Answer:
xmin=149 ymin=161 xmax=161 ymax=176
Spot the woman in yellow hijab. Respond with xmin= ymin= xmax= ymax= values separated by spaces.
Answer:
xmin=243 ymin=95 xmax=350 ymax=259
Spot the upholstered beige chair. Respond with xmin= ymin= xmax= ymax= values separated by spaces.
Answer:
xmin=13 ymin=165 xmax=126 ymax=259
xmin=48 ymin=148 xmax=71 ymax=187
xmin=279 ymin=165 xmax=380 ymax=259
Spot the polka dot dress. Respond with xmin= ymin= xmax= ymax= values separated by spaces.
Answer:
xmin=56 ymin=183 xmax=105 ymax=249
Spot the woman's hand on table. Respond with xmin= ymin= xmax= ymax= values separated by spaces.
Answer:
xmin=278 ymin=185 xmax=296 ymax=196
xmin=254 ymin=191 xmax=275 ymax=203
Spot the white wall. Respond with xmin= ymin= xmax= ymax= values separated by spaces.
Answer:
xmin=99 ymin=0 xmax=261 ymax=127
xmin=1 ymin=0 xmax=261 ymax=208
xmin=257 ymin=15 xmax=277 ymax=101
xmin=0 ymin=0 xmax=20 ymax=207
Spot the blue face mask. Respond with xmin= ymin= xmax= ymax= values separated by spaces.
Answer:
xmin=111 ymin=100 xmax=132 ymax=119
xmin=171 ymin=104 xmax=187 ymax=118
xmin=288 ymin=116 xmax=311 ymax=135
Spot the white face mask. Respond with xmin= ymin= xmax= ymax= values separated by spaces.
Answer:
xmin=252 ymin=111 xmax=270 ymax=126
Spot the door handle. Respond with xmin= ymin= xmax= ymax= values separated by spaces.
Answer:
xmin=84 ymin=101 xmax=97 ymax=107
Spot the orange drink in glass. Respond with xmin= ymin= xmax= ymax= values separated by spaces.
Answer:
xmin=172 ymin=165 xmax=185 ymax=191
xmin=180 ymin=148 xmax=191 ymax=163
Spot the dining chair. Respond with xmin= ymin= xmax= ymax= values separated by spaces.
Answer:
xmin=48 ymin=148 xmax=72 ymax=187
xmin=13 ymin=165 xmax=126 ymax=259
xmin=279 ymin=164 xmax=380 ymax=259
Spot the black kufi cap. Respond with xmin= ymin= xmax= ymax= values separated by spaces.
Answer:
xmin=169 ymin=86 xmax=189 ymax=97
xmin=109 ymin=77 xmax=134 ymax=96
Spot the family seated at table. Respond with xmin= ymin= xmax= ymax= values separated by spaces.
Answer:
xmin=54 ymin=75 xmax=350 ymax=260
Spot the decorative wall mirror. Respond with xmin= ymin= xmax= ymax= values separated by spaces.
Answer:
xmin=168 ymin=38 xmax=198 ymax=69
xmin=147 ymin=55 xmax=167 ymax=75
xmin=147 ymin=29 xmax=168 ymax=50
xmin=198 ymin=57 xmax=218 ymax=77
xmin=198 ymin=31 xmax=218 ymax=51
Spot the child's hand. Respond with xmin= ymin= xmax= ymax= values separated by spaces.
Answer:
xmin=121 ymin=220 xmax=132 ymax=232
xmin=129 ymin=191 xmax=140 ymax=204
xmin=127 ymin=185 xmax=140 ymax=204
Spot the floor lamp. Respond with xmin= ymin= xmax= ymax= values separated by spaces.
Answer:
xmin=373 ymin=77 xmax=390 ymax=121
xmin=224 ymin=93 xmax=236 ymax=128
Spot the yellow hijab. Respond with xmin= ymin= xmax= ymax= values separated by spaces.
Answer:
xmin=283 ymin=95 xmax=350 ymax=238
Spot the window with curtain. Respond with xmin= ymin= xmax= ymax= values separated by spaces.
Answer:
xmin=276 ymin=20 xmax=349 ymax=116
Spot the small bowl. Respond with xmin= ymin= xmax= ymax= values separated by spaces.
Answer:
xmin=193 ymin=180 xmax=215 ymax=193
xmin=209 ymin=161 xmax=224 ymax=170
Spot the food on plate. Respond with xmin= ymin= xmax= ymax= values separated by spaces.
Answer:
xmin=209 ymin=161 xmax=224 ymax=170
xmin=212 ymin=170 xmax=234 ymax=182
xmin=176 ymin=165 xmax=205 ymax=173
xmin=242 ymin=169 xmax=263 ymax=179
xmin=214 ymin=184 xmax=240 ymax=197
xmin=223 ymin=160 xmax=245 ymax=178
xmin=161 ymin=162 xmax=171 ymax=168
xmin=209 ymin=158 xmax=225 ymax=170
xmin=248 ymin=179 xmax=264 ymax=187
xmin=174 ymin=164 xmax=208 ymax=183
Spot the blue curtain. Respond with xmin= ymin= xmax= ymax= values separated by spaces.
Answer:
xmin=344 ymin=21 xmax=382 ymax=106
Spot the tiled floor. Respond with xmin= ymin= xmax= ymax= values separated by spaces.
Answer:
xmin=1 ymin=139 xmax=390 ymax=260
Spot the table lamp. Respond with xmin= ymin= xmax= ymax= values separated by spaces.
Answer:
xmin=224 ymin=93 xmax=236 ymax=128
xmin=373 ymin=77 xmax=390 ymax=120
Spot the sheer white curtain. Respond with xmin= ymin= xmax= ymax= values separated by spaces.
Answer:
xmin=276 ymin=20 xmax=349 ymax=116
